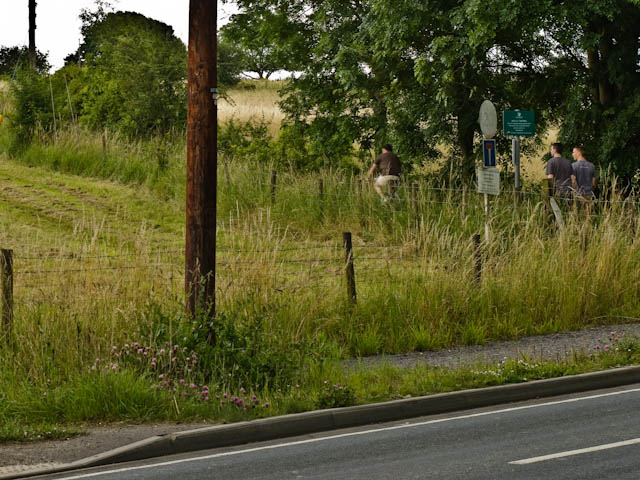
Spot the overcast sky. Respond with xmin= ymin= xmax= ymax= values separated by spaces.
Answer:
xmin=0 ymin=1 xmax=238 ymax=71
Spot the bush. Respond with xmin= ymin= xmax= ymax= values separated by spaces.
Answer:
xmin=7 ymin=68 xmax=51 ymax=153
xmin=218 ymin=118 xmax=273 ymax=163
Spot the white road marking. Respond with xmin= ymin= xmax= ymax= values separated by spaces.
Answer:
xmin=55 ymin=386 xmax=640 ymax=479
xmin=510 ymin=437 xmax=640 ymax=465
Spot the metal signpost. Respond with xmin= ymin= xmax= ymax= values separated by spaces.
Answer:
xmin=478 ymin=101 xmax=499 ymax=243
xmin=503 ymin=110 xmax=535 ymax=192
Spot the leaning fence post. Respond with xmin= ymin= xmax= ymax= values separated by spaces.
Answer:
xmin=343 ymin=232 xmax=357 ymax=304
xmin=472 ymin=234 xmax=483 ymax=283
xmin=270 ymin=169 xmax=277 ymax=204
xmin=1 ymin=249 xmax=13 ymax=337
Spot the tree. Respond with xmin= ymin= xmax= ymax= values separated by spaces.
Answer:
xmin=0 ymin=46 xmax=49 ymax=76
xmin=7 ymin=67 xmax=52 ymax=152
xmin=367 ymin=0 xmax=559 ymax=177
xmin=68 ymin=10 xmax=188 ymax=137
xmin=221 ymin=8 xmax=304 ymax=79
xmin=236 ymin=0 xmax=398 ymax=164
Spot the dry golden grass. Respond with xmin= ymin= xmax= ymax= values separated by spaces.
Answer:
xmin=219 ymin=80 xmax=286 ymax=135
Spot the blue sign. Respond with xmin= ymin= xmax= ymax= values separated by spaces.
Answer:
xmin=483 ymin=139 xmax=496 ymax=168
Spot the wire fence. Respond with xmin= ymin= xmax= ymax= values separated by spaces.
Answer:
xmin=1 ymin=168 xmax=634 ymax=321
xmin=3 ymin=232 xmax=473 ymax=310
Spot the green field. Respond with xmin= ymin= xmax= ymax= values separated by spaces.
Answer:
xmin=1 ymin=81 xmax=640 ymax=441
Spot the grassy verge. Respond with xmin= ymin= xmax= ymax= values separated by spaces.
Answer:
xmin=2 ymin=332 xmax=638 ymax=443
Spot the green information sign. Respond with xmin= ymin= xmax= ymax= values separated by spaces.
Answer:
xmin=503 ymin=110 xmax=535 ymax=137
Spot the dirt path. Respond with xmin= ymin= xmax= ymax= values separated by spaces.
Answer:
xmin=2 ymin=322 xmax=639 ymax=473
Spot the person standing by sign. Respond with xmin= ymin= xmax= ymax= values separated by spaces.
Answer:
xmin=546 ymin=143 xmax=572 ymax=198
xmin=367 ymin=144 xmax=401 ymax=201
xmin=571 ymin=146 xmax=596 ymax=198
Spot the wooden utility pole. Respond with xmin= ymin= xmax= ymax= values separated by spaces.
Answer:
xmin=186 ymin=0 xmax=217 ymax=328
xmin=28 ymin=0 xmax=37 ymax=69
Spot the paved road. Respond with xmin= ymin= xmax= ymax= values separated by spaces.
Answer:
xmin=42 ymin=384 xmax=640 ymax=480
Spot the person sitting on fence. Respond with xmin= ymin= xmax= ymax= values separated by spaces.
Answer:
xmin=367 ymin=144 xmax=401 ymax=201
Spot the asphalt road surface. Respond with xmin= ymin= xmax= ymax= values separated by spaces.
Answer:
xmin=41 ymin=384 xmax=640 ymax=480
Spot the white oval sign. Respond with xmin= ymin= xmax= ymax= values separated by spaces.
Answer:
xmin=479 ymin=100 xmax=497 ymax=139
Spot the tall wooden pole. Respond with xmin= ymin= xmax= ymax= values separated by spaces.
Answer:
xmin=186 ymin=0 xmax=217 ymax=329
xmin=28 ymin=0 xmax=36 ymax=69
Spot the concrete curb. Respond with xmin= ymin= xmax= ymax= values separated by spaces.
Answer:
xmin=4 ymin=365 xmax=640 ymax=479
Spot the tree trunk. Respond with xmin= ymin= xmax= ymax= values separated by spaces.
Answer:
xmin=585 ymin=21 xmax=616 ymax=108
xmin=457 ymin=111 xmax=476 ymax=179
xmin=597 ymin=26 xmax=615 ymax=107
xmin=586 ymin=48 xmax=600 ymax=103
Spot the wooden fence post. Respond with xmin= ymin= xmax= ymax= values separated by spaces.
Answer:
xmin=318 ymin=179 xmax=324 ymax=214
xmin=343 ymin=232 xmax=357 ymax=304
xmin=411 ymin=182 xmax=419 ymax=213
xmin=1 ymin=249 xmax=13 ymax=337
xmin=270 ymin=169 xmax=277 ymax=204
xmin=224 ymin=161 xmax=231 ymax=190
xmin=472 ymin=234 xmax=482 ymax=283
xmin=102 ymin=130 xmax=107 ymax=158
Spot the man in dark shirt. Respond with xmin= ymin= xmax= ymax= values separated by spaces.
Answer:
xmin=546 ymin=142 xmax=573 ymax=197
xmin=571 ymin=146 xmax=596 ymax=197
xmin=367 ymin=144 xmax=401 ymax=201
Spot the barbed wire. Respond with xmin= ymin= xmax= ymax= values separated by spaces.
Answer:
xmin=16 ymin=249 xmax=185 ymax=261
xmin=16 ymin=263 xmax=175 ymax=275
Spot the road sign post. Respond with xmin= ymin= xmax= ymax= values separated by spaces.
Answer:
xmin=504 ymin=110 xmax=535 ymax=194
xmin=478 ymin=101 xmax=500 ymax=244
xmin=512 ymin=136 xmax=521 ymax=191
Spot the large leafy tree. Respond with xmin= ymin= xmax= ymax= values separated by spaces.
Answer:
xmin=366 ymin=0 xmax=556 ymax=176
xmin=221 ymin=9 xmax=303 ymax=79
xmin=68 ymin=11 xmax=187 ymax=137
xmin=230 ymin=0 xmax=406 ymax=164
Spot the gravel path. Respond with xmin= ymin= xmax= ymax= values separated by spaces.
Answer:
xmin=345 ymin=323 xmax=640 ymax=370
xmin=2 ymin=322 xmax=639 ymax=472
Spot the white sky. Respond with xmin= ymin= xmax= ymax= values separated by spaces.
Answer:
xmin=0 ymin=1 xmax=238 ymax=71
